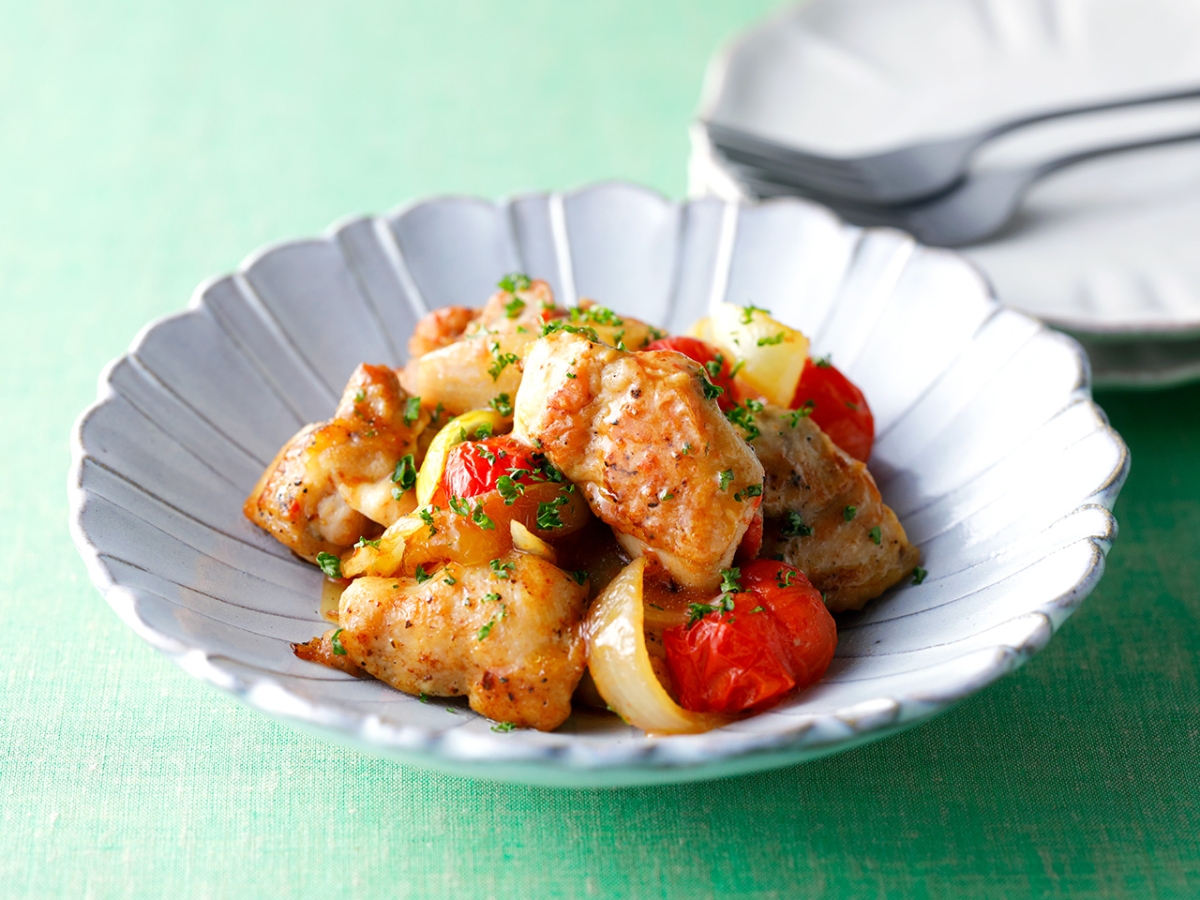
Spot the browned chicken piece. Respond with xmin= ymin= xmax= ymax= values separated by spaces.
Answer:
xmin=408 ymin=305 xmax=478 ymax=358
xmin=401 ymin=279 xmax=557 ymax=414
xmin=243 ymin=364 xmax=429 ymax=562
xmin=513 ymin=331 xmax=764 ymax=591
xmin=751 ymin=404 xmax=920 ymax=612
xmin=336 ymin=552 xmax=588 ymax=731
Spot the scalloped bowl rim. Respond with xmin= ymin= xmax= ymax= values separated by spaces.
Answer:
xmin=67 ymin=181 xmax=1130 ymax=787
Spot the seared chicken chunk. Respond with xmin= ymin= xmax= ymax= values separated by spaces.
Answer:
xmin=337 ymin=553 xmax=588 ymax=731
xmin=243 ymin=364 xmax=428 ymax=561
xmin=751 ymin=404 xmax=919 ymax=611
xmin=514 ymin=331 xmax=763 ymax=591
xmin=402 ymin=279 xmax=557 ymax=415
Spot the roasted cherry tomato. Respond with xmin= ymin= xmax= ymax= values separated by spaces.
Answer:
xmin=441 ymin=436 xmax=539 ymax=499
xmin=644 ymin=336 xmax=737 ymax=411
xmin=791 ymin=360 xmax=874 ymax=463
xmin=662 ymin=560 xmax=836 ymax=714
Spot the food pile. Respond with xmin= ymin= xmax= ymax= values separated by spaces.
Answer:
xmin=244 ymin=275 xmax=920 ymax=733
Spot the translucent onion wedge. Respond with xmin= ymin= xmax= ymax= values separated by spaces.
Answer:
xmin=340 ymin=512 xmax=426 ymax=578
xmin=414 ymin=409 xmax=509 ymax=506
xmin=707 ymin=303 xmax=810 ymax=407
xmin=510 ymin=519 xmax=557 ymax=564
xmin=585 ymin=557 xmax=728 ymax=735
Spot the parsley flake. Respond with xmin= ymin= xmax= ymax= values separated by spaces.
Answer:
xmin=316 ymin=552 xmax=342 ymax=579
xmin=403 ymin=396 xmax=421 ymax=426
xmin=498 ymin=273 xmax=532 ymax=293
xmin=354 ymin=536 xmax=382 ymax=550
xmin=844 ymin=505 xmax=857 ymax=522
xmin=414 ymin=565 xmax=431 ymax=584
xmin=330 ymin=628 xmax=347 ymax=655
xmin=869 ymin=526 xmax=882 ymax=545
xmin=741 ymin=303 xmax=771 ymax=324
xmin=418 ymin=507 xmax=438 ymax=536
xmin=912 ymin=567 xmax=929 ymax=585
xmin=718 ymin=469 xmax=734 ymax=491
xmin=757 ymin=331 xmax=786 ymax=346
xmin=536 ymin=496 xmax=569 ymax=529
xmin=471 ymin=502 xmax=496 ymax=530
xmin=782 ymin=511 xmax=813 ymax=537
xmin=734 ymin=483 xmax=763 ymax=502
xmin=496 ymin=475 xmax=525 ymax=505
xmin=444 ymin=574 xmax=457 ymax=586
xmin=476 ymin=620 xmax=495 ymax=641
xmin=490 ymin=559 xmax=515 ymax=579
xmin=569 ymin=570 xmax=588 ymax=586
xmin=776 ymin=569 xmax=795 ymax=588
xmin=353 ymin=389 xmax=365 ymax=403
xmin=489 ymin=392 xmax=514 ymax=417
xmin=448 ymin=495 xmax=471 ymax=516
xmin=491 ymin=721 xmax=516 ymax=733
xmin=700 ymin=374 xmax=724 ymax=401
xmin=392 ymin=453 xmax=417 ymax=491
xmin=504 ymin=296 xmax=526 ymax=319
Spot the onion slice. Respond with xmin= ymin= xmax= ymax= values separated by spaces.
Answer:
xmin=585 ymin=557 xmax=728 ymax=735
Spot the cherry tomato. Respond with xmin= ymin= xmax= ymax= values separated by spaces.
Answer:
xmin=791 ymin=360 xmax=874 ymax=463
xmin=662 ymin=560 xmax=836 ymax=714
xmin=441 ymin=436 xmax=539 ymax=499
xmin=644 ymin=336 xmax=737 ymax=411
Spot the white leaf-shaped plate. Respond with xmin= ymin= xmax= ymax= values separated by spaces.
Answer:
xmin=691 ymin=0 xmax=1200 ymax=386
xmin=69 ymin=183 xmax=1128 ymax=787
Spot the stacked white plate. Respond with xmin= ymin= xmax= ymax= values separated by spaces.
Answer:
xmin=690 ymin=0 xmax=1200 ymax=388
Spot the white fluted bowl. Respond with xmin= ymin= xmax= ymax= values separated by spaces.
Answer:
xmin=69 ymin=183 xmax=1128 ymax=787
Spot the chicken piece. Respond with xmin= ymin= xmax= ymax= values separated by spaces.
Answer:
xmin=244 ymin=364 xmax=428 ymax=561
xmin=401 ymin=279 xmax=557 ymax=414
xmin=337 ymin=552 xmax=588 ymax=731
xmin=513 ymin=331 xmax=764 ymax=591
xmin=751 ymin=404 xmax=920 ymax=612
xmin=408 ymin=305 xmax=477 ymax=358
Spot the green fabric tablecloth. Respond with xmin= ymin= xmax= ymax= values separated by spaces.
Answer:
xmin=3 ymin=2 xmax=1198 ymax=896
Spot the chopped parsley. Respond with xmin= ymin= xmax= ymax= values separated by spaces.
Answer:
xmin=489 ymin=392 xmax=514 ymax=417
xmin=354 ymin=536 xmax=381 ymax=550
xmin=681 ymin=442 xmax=692 ymax=456
xmin=448 ymin=495 xmax=471 ymax=516
xmin=316 ymin=552 xmax=342 ymax=579
xmin=482 ymin=591 xmax=501 ymax=603
xmin=490 ymin=559 xmax=515 ymax=579
xmin=658 ymin=490 xmax=675 ymax=501
xmin=786 ymin=404 xmax=814 ymax=426
xmin=474 ymin=422 xmax=494 ymax=439
xmin=776 ymin=569 xmax=795 ymax=588
xmin=443 ymin=574 xmax=457 ymax=586
xmin=704 ymin=354 xmax=726 ymax=381
xmin=536 ymin=496 xmax=569 ymax=529
xmin=729 ymin=358 xmax=746 ymax=378
xmin=569 ymin=570 xmax=588 ymax=586
xmin=734 ymin=483 xmax=763 ymax=502
xmin=418 ymin=692 xmax=430 ymax=703
xmin=487 ymin=347 xmax=521 ymax=381
xmin=541 ymin=320 xmax=601 ymax=343
xmin=496 ymin=475 xmax=525 ymax=505
xmin=912 ymin=567 xmax=928 ymax=585
xmin=699 ymin=374 xmax=725 ymax=402
xmin=330 ymin=628 xmax=346 ymax=655
xmin=846 ymin=401 xmax=860 ymax=411
xmin=498 ymin=273 xmax=532 ymax=293
xmin=570 ymin=305 xmax=624 ymax=327
xmin=844 ymin=505 xmax=857 ymax=522
xmin=815 ymin=356 xmax=832 ymax=368
xmin=418 ymin=507 xmax=438 ymax=535
xmin=686 ymin=571 xmax=741 ymax=628
xmin=403 ymin=396 xmax=421 ymax=426
xmin=392 ymin=453 xmax=417 ymax=491
xmin=781 ymin=511 xmax=813 ymax=537
xmin=476 ymin=620 xmax=496 ymax=641
xmin=353 ymin=389 xmax=365 ymax=403
xmin=475 ymin=443 xmax=498 ymax=464
xmin=414 ymin=565 xmax=431 ymax=584
xmin=741 ymin=303 xmax=770 ymax=324
xmin=725 ymin=401 xmax=762 ymax=441
xmin=757 ymin=332 xmax=786 ymax=347
xmin=751 ymin=605 xmax=766 ymax=613
xmin=471 ymin=502 xmax=496 ymax=530
xmin=869 ymin=526 xmax=882 ymax=545
xmin=504 ymin=296 xmax=526 ymax=319
xmin=718 ymin=469 xmax=734 ymax=491
xmin=491 ymin=721 xmax=516 ymax=733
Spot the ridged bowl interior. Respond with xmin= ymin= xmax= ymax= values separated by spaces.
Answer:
xmin=69 ymin=183 xmax=1128 ymax=786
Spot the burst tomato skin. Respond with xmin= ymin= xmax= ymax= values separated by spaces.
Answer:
xmin=790 ymin=360 xmax=874 ymax=462
xmin=662 ymin=560 xmax=837 ymax=715
xmin=644 ymin=336 xmax=737 ymax=411
xmin=441 ymin=436 xmax=538 ymax=499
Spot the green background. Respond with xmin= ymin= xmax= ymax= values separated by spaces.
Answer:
xmin=3 ymin=1 xmax=1198 ymax=897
